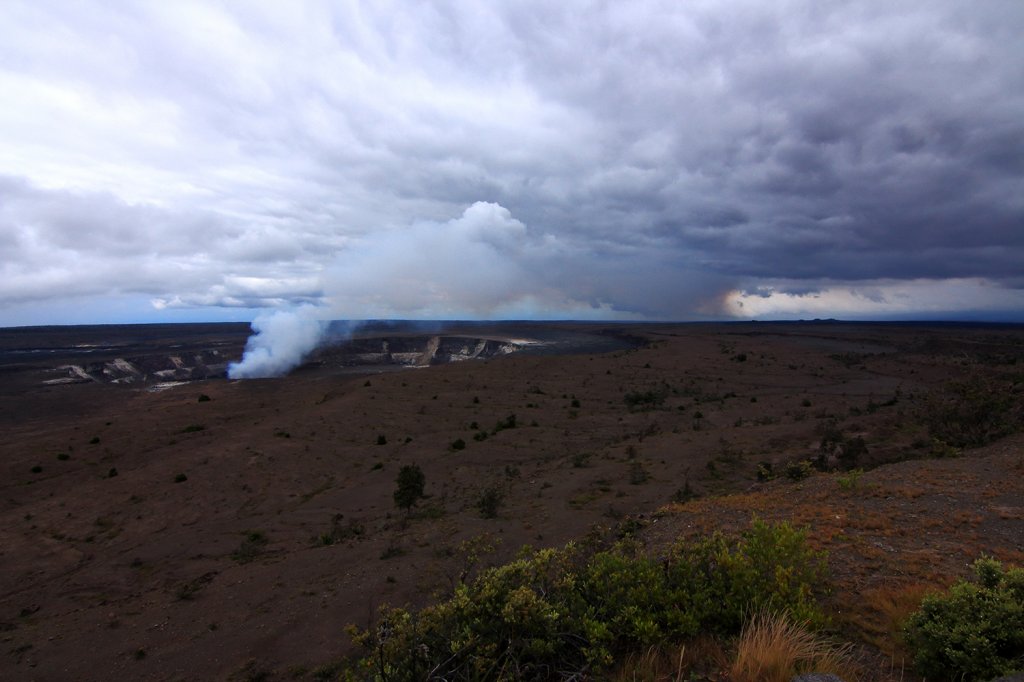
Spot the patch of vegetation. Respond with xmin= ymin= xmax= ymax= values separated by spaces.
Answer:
xmin=181 ymin=424 xmax=205 ymax=433
xmin=784 ymin=460 xmax=814 ymax=482
xmin=904 ymin=556 xmax=1024 ymax=680
xmin=30 ymin=465 xmax=42 ymax=474
xmin=476 ymin=485 xmax=504 ymax=519
xmin=730 ymin=610 xmax=855 ymax=681
xmin=231 ymin=531 xmax=269 ymax=564
xmin=174 ymin=473 xmax=188 ymax=483
xmin=572 ymin=452 xmax=591 ymax=468
xmin=197 ymin=394 xmax=211 ymax=402
xmin=493 ymin=413 xmax=518 ymax=433
xmin=671 ymin=479 xmax=696 ymax=503
xmin=376 ymin=434 xmax=387 ymax=445
xmin=450 ymin=438 xmax=466 ymax=451
xmin=89 ymin=436 xmax=100 ymax=444
xmin=176 ymin=571 xmax=217 ymax=601
xmin=923 ymin=378 xmax=1022 ymax=449
xmin=817 ymin=423 xmax=869 ymax=470
xmin=380 ymin=544 xmax=406 ymax=560
xmin=346 ymin=519 xmax=827 ymax=680
xmin=56 ymin=453 xmax=70 ymax=461
xmin=836 ymin=469 xmax=865 ymax=491
xmin=393 ymin=464 xmax=426 ymax=513
xmin=623 ymin=389 xmax=666 ymax=411
xmin=315 ymin=514 xmax=365 ymax=546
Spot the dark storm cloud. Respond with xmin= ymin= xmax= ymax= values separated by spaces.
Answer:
xmin=0 ymin=0 xmax=1022 ymax=324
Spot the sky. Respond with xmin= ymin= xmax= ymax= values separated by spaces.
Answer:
xmin=1 ymin=0 xmax=1022 ymax=327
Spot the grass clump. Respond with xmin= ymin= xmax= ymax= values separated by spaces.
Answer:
xmin=730 ymin=610 xmax=856 ymax=682
xmin=836 ymin=468 xmax=864 ymax=491
xmin=346 ymin=519 xmax=827 ymax=680
xmin=904 ymin=556 xmax=1024 ymax=680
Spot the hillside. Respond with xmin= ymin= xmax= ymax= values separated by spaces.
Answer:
xmin=0 ymin=321 xmax=1021 ymax=680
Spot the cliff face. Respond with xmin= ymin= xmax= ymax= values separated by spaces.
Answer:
xmin=45 ymin=349 xmax=230 ymax=385
xmin=314 ymin=335 xmax=525 ymax=368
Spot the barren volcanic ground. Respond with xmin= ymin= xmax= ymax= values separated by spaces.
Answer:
xmin=1 ymin=321 xmax=1022 ymax=680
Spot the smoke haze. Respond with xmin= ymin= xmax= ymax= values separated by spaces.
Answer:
xmin=227 ymin=306 xmax=327 ymax=379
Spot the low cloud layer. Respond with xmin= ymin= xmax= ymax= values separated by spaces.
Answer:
xmin=1 ymin=1 xmax=1022 ymax=325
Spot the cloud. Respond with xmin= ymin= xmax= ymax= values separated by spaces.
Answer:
xmin=0 ymin=1 xmax=1022 ymax=324
xmin=322 ymin=201 xmax=659 ymax=319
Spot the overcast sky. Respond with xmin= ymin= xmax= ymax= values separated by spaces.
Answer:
xmin=1 ymin=1 xmax=1022 ymax=326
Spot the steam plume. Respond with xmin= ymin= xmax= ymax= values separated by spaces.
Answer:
xmin=227 ymin=305 xmax=326 ymax=379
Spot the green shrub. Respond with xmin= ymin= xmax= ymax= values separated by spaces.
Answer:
xmin=836 ymin=469 xmax=864 ymax=491
xmin=393 ymin=464 xmax=425 ymax=512
xmin=476 ymin=485 xmax=504 ymax=518
xmin=924 ymin=378 xmax=1021 ymax=449
xmin=493 ymin=414 xmax=518 ymax=432
xmin=904 ymin=557 xmax=1024 ymax=680
xmin=785 ymin=460 xmax=814 ymax=481
xmin=450 ymin=438 xmax=466 ymax=451
xmin=182 ymin=424 xmax=205 ymax=433
xmin=347 ymin=519 xmax=828 ymax=680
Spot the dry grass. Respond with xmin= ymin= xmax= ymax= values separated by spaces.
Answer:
xmin=729 ymin=611 xmax=858 ymax=682
xmin=612 ymin=636 xmax=727 ymax=682
xmin=842 ymin=583 xmax=935 ymax=655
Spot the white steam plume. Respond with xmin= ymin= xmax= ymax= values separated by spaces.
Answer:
xmin=227 ymin=305 xmax=326 ymax=379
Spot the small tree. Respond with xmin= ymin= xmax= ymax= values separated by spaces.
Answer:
xmin=394 ymin=464 xmax=426 ymax=513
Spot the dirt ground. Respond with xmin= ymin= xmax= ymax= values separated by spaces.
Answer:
xmin=0 ymin=321 xmax=1021 ymax=680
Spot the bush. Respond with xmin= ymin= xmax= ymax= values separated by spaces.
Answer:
xmin=785 ymin=460 xmax=814 ymax=481
xmin=346 ymin=519 xmax=828 ymax=680
xmin=476 ymin=485 xmax=504 ymax=518
xmin=904 ymin=556 xmax=1024 ymax=680
xmin=393 ymin=464 xmax=425 ymax=512
xmin=450 ymin=438 xmax=466 ymax=451
xmin=924 ymin=378 xmax=1021 ymax=449
xmin=493 ymin=414 xmax=518 ymax=432
xmin=623 ymin=389 xmax=666 ymax=411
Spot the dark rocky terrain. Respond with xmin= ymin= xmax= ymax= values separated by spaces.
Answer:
xmin=0 ymin=321 xmax=1021 ymax=680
